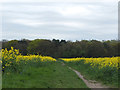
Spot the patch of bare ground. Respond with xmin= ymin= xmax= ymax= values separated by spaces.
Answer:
xmin=68 ymin=66 xmax=112 ymax=89
xmin=61 ymin=62 xmax=113 ymax=89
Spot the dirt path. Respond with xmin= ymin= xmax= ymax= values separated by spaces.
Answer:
xmin=68 ymin=66 xmax=110 ymax=89
xmin=61 ymin=62 xmax=110 ymax=89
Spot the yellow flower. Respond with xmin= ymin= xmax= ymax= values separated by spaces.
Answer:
xmin=61 ymin=57 xmax=119 ymax=69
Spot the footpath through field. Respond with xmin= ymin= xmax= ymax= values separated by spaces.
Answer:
xmin=61 ymin=61 xmax=111 ymax=89
xmin=3 ymin=61 xmax=88 ymax=88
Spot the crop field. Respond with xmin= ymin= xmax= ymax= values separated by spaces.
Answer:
xmin=1 ymin=47 xmax=88 ymax=88
xmin=1 ymin=47 xmax=119 ymax=88
xmin=61 ymin=57 xmax=119 ymax=87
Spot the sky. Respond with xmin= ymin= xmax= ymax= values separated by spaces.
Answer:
xmin=1 ymin=0 xmax=118 ymax=41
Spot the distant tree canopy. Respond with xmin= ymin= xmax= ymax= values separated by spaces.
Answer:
xmin=2 ymin=39 xmax=120 ymax=58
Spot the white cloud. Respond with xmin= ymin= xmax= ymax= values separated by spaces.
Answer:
xmin=58 ymin=6 xmax=92 ymax=17
xmin=62 ymin=22 xmax=85 ymax=28
xmin=1 ymin=0 xmax=118 ymax=3
xmin=10 ymin=18 xmax=85 ymax=28
xmin=10 ymin=19 xmax=45 ymax=27
xmin=2 ymin=1 xmax=118 ymax=40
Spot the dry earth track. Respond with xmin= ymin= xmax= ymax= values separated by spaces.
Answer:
xmin=61 ymin=62 xmax=112 ymax=89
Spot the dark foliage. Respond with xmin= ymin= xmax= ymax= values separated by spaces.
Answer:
xmin=2 ymin=39 xmax=119 ymax=58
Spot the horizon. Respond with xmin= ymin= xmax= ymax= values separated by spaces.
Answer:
xmin=1 ymin=38 xmax=119 ymax=42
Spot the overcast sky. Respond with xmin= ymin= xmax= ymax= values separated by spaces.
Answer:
xmin=1 ymin=0 xmax=118 ymax=41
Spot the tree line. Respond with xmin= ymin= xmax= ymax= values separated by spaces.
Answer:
xmin=2 ymin=39 xmax=120 ymax=58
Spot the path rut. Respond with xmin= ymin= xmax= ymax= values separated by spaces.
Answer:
xmin=61 ymin=62 xmax=110 ymax=89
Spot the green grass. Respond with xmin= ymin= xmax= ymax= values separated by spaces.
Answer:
xmin=2 ymin=61 xmax=88 ymax=88
xmin=63 ymin=60 xmax=119 ymax=88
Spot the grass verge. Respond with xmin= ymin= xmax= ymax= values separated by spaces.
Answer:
xmin=3 ymin=61 xmax=88 ymax=88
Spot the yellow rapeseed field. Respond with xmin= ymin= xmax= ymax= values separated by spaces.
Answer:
xmin=1 ymin=47 xmax=56 ymax=69
xmin=16 ymin=55 xmax=56 ymax=62
xmin=61 ymin=57 xmax=119 ymax=69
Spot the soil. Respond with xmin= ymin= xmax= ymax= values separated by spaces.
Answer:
xmin=61 ymin=62 xmax=111 ymax=89
xmin=68 ymin=66 xmax=110 ymax=89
